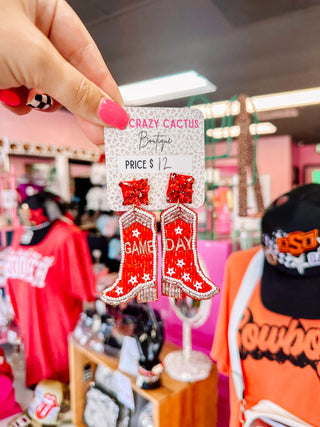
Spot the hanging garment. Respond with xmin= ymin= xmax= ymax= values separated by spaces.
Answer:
xmin=6 ymin=220 xmax=96 ymax=387
xmin=211 ymin=247 xmax=320 ymax=427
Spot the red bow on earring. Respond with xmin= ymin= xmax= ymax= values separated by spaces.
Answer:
xmin=166 ymin=173 xmax=194 ymax=204
xmin=119 ymin=178 xmax=150 ymax=206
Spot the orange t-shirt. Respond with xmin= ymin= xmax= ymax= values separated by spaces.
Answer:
xmin=211 ymin=247 xmax=320 ymax=427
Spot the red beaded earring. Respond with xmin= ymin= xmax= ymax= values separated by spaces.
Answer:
xmin=100 ymin=178 xmax=158 ymax=305
xmin=160 ymin=173 xmax=219 ymax=300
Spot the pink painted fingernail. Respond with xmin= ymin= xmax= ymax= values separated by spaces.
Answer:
xmin=98 ymin=99 xmax=129 ymax=130
xmin=0 ymin=89 xmax=21 ymax=106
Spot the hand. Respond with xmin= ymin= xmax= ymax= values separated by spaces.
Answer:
xmin=0 ymin=0 xmax=129 ymax=145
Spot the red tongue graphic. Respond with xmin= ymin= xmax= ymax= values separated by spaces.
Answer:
xmin=36 ymin=393 xmax=58 ymax=419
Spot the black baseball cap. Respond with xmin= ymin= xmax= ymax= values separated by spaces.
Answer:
xmin=261 ymin=184 xmax=320 ymax=319
xmin=20 ymin=191 xmax=65 ymax=220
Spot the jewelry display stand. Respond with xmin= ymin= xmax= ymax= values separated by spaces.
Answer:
xmin=163 ymin=297 xmax=213 ymax=382
xmin=163 ymin=313 xmax=213 ymax=383
xmin=163 ymin=259 xmax=214 ymax=382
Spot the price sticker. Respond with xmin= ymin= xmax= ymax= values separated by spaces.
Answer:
xmin=104 ymin=106 xmax=205 ymax=210
xmin=118 ymin=155 xmax=193 ymax=174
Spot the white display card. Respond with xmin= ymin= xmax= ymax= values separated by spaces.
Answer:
xmin=104 ymin=106 xmax=205 ymax=210
xmin=118 ymin=336 xmax=140 ymax=377
xmin=113 ymin=370 xmax=135 ymax=411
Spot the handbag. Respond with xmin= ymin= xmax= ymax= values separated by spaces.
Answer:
xmin=83 ymin=365 xmax=132 ymax=427
xmin=84 ymin=384 xmax=120 ymax=427
xmin=228 ymin=250 xmax=314 ymax=427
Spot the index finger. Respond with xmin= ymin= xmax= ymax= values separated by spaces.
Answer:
xmin=36 ymin=0 xmax=124 ymax=106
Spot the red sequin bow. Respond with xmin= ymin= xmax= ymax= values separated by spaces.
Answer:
xmin=166 ymin=173 xmax=194 ymax=204
xmin=119 ymin=179 xmax=150 ymax=206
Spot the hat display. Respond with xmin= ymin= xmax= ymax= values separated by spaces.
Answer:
xmin=20 ymin=192 xmax=64 ymax=223
xmin=261 ymin=183 xmax=320 ymax=319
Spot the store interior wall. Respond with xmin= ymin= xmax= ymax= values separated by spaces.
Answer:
xmin=1 ymin=85 xmax=319 ymax=201
xmin=6 ymin=113 xmax=319 ymax=204
xmin=213 ymin=135 xmax=293 ymax=201
xmin=0 ymin=107 xmax=99 ymax=153
xmin=9 ymin=156 xmax=55 ymax=179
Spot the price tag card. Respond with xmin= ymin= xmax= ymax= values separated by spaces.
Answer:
xmin=104 ymin=106 xmax=205 ymax=210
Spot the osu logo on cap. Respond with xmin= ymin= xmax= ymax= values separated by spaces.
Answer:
xmin=277 ymin=229 xmax=319 ymax=256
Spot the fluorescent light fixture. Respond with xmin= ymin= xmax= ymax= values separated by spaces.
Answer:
xmin=191 ymin=101 xmax=239 ymax=119
xmin=191 ymin=87 xmax=320 ymax=118
xmin=119 ymin=71 xmax=217 ymax=106
xmin=207 ymin=122 xmax=277 ymax=139
xmin=251 ymin=88 xmax=320 ymax=111
xmin=257 ymin=108 xmax=299 ymax=121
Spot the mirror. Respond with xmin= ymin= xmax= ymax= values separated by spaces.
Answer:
xmin=163 ymin=257 xmax=213 ymax=382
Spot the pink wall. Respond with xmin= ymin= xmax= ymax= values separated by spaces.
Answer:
xmin=9 ymin=157 xmax=91 ymax=182
xmin=257 ymin=135 xmax=293 ymax=200
xmin=0 ymin=106 xmax=99 ymax=152
xmin=213 ymin=135 xmax=293 ymax=201
xmin=292 ymin=143 xmax=320 ymax=183
xmin=10 ymin=156 xmax=54 ymax=179
xmin=152 ymin=238 xmax=233 ymax=355
xmin=70 ymin=163 xmax=91 ymax=178
xmin=295 ymin=144 xmax=320 ymax=168
xmin=1 ymin=106 xmax=98 ymax=184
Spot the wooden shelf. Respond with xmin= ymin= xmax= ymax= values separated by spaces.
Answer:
xmin=69 ymin=338 xmax=218 ymax=427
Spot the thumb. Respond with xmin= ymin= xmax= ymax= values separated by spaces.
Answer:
xmin=33 ymin=36 xmax=129 ymax=131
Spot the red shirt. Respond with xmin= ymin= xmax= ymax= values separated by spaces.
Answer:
xmin=6 ymin=220 xmax=96 ymax=387
xmin=211 ymin=247 xmax=320 ymax=427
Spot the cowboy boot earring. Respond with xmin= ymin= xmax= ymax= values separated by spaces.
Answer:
xmin=161 ymin=173 xmax=219 ymax=300
xmin=100 ymin=179 xmax=158 ymax=305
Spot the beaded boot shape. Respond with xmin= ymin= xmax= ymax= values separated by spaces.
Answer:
xmin=161 ymin=173 xmax=219 ymax=300
xmin=161 ymin=204 xmax=219 ymax=300
xmin=100 ymin=178 xmax=158 ymax=305
xmin=101 ymin=207 xmax=158 ymax=305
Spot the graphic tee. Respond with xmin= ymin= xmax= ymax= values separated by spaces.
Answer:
xmin=6 ymin=220 xmax=96 ymax=387
xmin=211 ymin=247 xmax=320 ymax=427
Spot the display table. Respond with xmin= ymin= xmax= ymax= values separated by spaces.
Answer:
xmin=69 ymin=339 xmax=218 ymax=427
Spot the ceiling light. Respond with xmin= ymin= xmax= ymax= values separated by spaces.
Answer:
xmin=206 ymin=122 xmax=277 ymax=139
xmin=191 ymin=101 xmax=239 ymax=119
xmin=191 ymin=87 xmax=320 ymax=118
xmin=119 ymin=71 xmax=217 ymax=106
xmin=251 ymin=88 xmax=320 ymax=111
xmin=257 ymin=108 xmax=299 ymax=121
